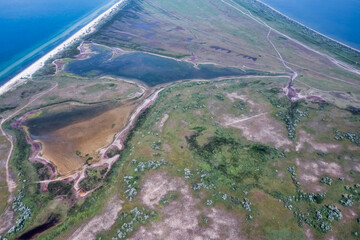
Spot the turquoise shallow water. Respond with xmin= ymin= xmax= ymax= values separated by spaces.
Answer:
xmin=0 ymin=0 xmax=117 ymax=86
xmin=260 ymin=0 xmax=360 ymax=50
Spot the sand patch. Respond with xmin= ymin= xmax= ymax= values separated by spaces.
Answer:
xmin=296 ymin=158 xmax=346 ymax=191
xmin=131 ymin=171 xmax=244 ymax=240
xmin=0 ymin=206 xmax=14 ymax=234
xmin=348 ymin=145 xmax=360 ymax=151
xmin=226 ymin=92 xmax=255 ymax=106
xmin=297 ymin=159 xmax=343 ymax=178
xmin=222 ymin=91 xmax=291 ymax=148
xmin=155 ymin=114 xmax=169 ymax=132
xmin=304 ymin=226 xmax=314 ymax=240
xmin=225 ymin=113 xmax=291 ymax=148
xmin=296 ymin=130 xmax=342 ymax=153
xmin=39 ymin=103 xmax=137 ymax=175
xmin=67 ymin=196 xmax=123 ymax=240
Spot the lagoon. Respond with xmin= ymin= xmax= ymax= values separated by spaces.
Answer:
xmin=65 ymin=45 xmax=260 ymax=86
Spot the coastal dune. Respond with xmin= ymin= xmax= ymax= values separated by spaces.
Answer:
xmin=0 ymin=0 xmax=128 ymax=96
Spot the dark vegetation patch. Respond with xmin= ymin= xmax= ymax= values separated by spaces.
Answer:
xmin=210 ymin=46 xmax=257 ymax=61
xmin=0 ymin=104 xmax=17 ymax=114
xmin=159 ymin=191 xmax=180 ymax=206
xmin=280 ymin=101 xmax=309 ymax=139
xmin=263 ymin=88 xmax=309 ymax=139
xmin=106 ymin=148 xmax=122 ymax=158
xmin=20 ymin=85 xmax=49 ymax=99
xmin=347 ymin=106 xmax=360 ymax=115
xmin=284 ymin=167 xmax=343 ymax=233
xmin=78 ymin=168 xmax=103 ymax=192
xmin=186 ymin=128 xmax=279 ymax=183
xmin=100 ymin=207 xmax=157 ymax=240
xmin=233 ymin=100 xmax=247 ymax=110
xmin=9 ymin=128 xmax=38 ymax=195
xmin=339 ymin=183 xmax=360 ymax=207
xmin=334 ymin=130 xmax=360 ymax=146
xmin=48 ymin=181 xmax=73 ymax=197
xmin=33 ymin=162 xmax=50 ymax=181
xmin=3 ymin=121 xmax=60 ymax=237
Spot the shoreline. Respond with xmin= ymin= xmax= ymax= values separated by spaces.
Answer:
xmin=1 ymin=0 xmax=359 ymax=97
xmin=256 ymin=0 xmax=360 ymax=53
xmin=0 ymin=0 xmax=128 ymax=96
xmin=0 ymin=0 xmax=121 ymax=86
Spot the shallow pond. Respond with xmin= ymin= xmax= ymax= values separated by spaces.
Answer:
xmin=65 ymin=45 xmax=255 ymax=86
xmin=24 ymin=103 xmax=111 ymax=138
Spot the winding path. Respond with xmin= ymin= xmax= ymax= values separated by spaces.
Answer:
xmin=0 ymin=82 xmax=58 ymax=201
xmin=221 ymin=0 xmax=360 ymax=82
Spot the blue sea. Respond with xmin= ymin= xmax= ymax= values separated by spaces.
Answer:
xmin=0 ymin=0 xmax=118 ymax=86
xmin=261 ymin=0 xmax=360 ymax=50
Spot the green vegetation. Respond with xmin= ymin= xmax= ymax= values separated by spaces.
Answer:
xmin=1 ymin=0 xmax=360 ymax=238
xmin=2 ymin=124 xmax=50 ymax=237
xmin=33 ymin=40 xmax=81 ymax=77
xmin=263 ymin=89 xmax=309 ymax=139
xmin=0 ymin=104 xmax=16 ymax=114
xmin=34 ymin=105 xmax=153 ymax=239
xmin=100 ymin=207 xmax=157 ymax=240
xmin=186 ymin=128 xmax=279 ymax=183
xmin=78 ymin=168 xmax=103 ymax=192
xmin=2 ymin=75 xmax=358 ymax=239
xmin=334 ymin=130 xmax=360 ymax=146
xmin=33 ymin=162 xmax=50 ymax=181
xmin=159 ymin=191 xmax=179 ymax=206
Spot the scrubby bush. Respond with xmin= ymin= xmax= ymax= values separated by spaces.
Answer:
xmin=48 ymin=181 xmax=72 ymax=196
xmin=111 ymin=207 xmax=156 ymax=240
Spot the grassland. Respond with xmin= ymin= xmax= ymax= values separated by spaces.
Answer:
xmin=77 ymin=78 xmax=358 ymax=239
xmin=233 ymin=0 xmax=360 ymax=68
xmin=22 ymin=78 xmax=356 ymax=239
xmin=0 ymin=135 xmax=10 ymax=214
xmin=0 ymin=0 xmax=360 ymax=239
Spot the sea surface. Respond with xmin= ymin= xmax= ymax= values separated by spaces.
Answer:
xmin=0 ymin=0 xmax=118 ymax=86
xmin=260 ymin=0 xmax=360 ymax=50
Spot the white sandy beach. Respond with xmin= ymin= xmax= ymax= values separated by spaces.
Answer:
xmin=0 ymin=0 xmax=128 ymax=96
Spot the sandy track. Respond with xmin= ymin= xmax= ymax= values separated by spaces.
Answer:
xmin=222 ymin=0 xmax=360 ymax=78
xmin=0 ymin=82 xmax=58 ymax=201
xmin=0 ymin=206 xmax=14 ymax=234
xmin=224 ymin=112 xmax=267 ymax=126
